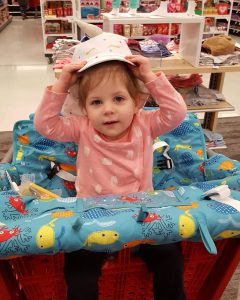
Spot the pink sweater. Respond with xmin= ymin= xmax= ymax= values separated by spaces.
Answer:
xmin=34 ymin=75 xmax=187 ymax=197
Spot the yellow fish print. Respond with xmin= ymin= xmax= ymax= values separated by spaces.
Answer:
xmin=175 ymin=144 xmax=192 ymax=151
xmin=164 ymin=185 xmax=177 ymax=191
xmin=36 ymin=218 xmax=58 ymax=249
xmin=180 ymin=178 xmax=191 ymax=184
xmin=84 ymin=230 xmax=119 ymax=247
xmin=38 ymin=155 xmax=56 ymax=161
xmin=177 ymin=202 xmax=199 ymax=211
xmin=51 ymin=210 xmax=74 ymax=218
xmin=153 ymin=167 xmax=161 ymax=174
xmin=215 ymin=230 xmax=240 ymax=239
xmin=16 ymin=145 xmax=24 ymax=161
xmin=179 ymin=210 xmax=196 ymax=238
xmin=148 ymin=191 xmax=160 ymax=196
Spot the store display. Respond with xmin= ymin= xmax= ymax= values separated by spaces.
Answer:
xmin=195 ymin=0 xmax=233 ymax=38
xmin=0 ymin=0 xmax=12 ymax=31
xmin=230 ymin=0 xmax=240 ymax=35
xmin=80 ymin=0 xmax=100 ymax=18
xmin=40 ymin=0 xmax=77 ymax=62
xmin=102 ymin=12 xmax=204 ymax=67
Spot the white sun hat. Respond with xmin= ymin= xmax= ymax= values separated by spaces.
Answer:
xmin=71 ymin=32 xmax=134 ymax=72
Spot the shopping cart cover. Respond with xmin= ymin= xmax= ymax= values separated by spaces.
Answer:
xmin=0 ymin=185 xmax=239 ymax=258
xmin=0 ymin=112 xmax=240 ymax=258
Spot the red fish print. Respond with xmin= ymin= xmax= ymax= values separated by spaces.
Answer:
xmin=0 ymin=227 xmax=21 ymax=243
xmin=63 ymin=180 xmax=76 ymax=190
xmin=8 ymin=196 xmax=28 ymax=215
xmin=198 ymin=162 xmax=205 ymax=174
xmin=143 ymin=212 xmax=161 ymax=222
xmin=119 ymin=196 xmax=141 ymax=203
xmin=65 ymin=147 xmax=77 ymax=157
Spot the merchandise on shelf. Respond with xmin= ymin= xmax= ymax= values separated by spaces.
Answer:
xmin=44 ymin=0 xmax=73 ymax=17
xmin=40 ymin=0 xmax=77 ymax=61
xmin=80 ymin=0 xmax=100 ymax=18
xmin=216 ymin=2 xmax=229 ymax=14
xmin=167 ymin=0 xmax=186 ymax=13
xmin=230 ymin=0 xmax=240 ymax=35
xmin=195 ymin=0 xmax=231 ymax=16
xmin=45 ymin=20 xmax=72 ymax=33
xmin=113 ymin=22 xmax=180 ymax=37
xmin=194 ymin=0 xmax=233 ymax=37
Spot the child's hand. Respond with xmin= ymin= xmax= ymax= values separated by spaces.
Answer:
xmin=52 ymin=62 xmax=87 ymax=93
xmin=125 ymin=55 xmax=157 ymax=83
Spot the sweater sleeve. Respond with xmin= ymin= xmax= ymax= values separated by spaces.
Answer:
xmin=144 ymin=73 xmax=187 ymax=138
xmin=34 ymin=87 xmax=81 ymax=143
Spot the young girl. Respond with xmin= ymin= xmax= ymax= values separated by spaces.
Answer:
xmin=34 ymin=35 xmax=187 ymax=300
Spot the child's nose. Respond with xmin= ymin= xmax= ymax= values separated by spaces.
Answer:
xmin=103 ymin=102 xmax=114 ymax=115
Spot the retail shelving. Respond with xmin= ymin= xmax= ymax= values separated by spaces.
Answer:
xmin=102 ymin=12 xmax=205 ymax=67
xmin=229 ymin=0 xmax=240 ymax=35
xmin=40 ymin=0 xmax=77 ymax=62
xmin=0 ymin=1 xmax=12 ymax=31
xmin=195 ymin=0 xmax=233 ymax=39
xmin=74 ymin=0 xmax=184 ymax=39
xmin=149 ymin=54 xmax=238 ymax=130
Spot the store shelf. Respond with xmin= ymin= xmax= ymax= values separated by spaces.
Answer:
xmin=230 ymin=26 xmax=240 ymax=31
xmin=40 ymin=0 xmax=77 ymax=58
xmin=203 ymin=14 xmax=231 ymax=19
xmin=44 ymin=16 xmax=71 ymax=20
xmin=149 ymin=54 xmax=240 ymax=74
xmin=0 ymin=15 xmax=12 ymax=31
xmin=196 ymin=0 xmax=233 ymax=37
xmin=230 ymin=0 xmax=240 ymax=34
xmin=44 ymin=33 xmax=73 ymax=36
xmin=203 ymin=29 xmax=227 ymax=34
xmin=187 ymin=99 xmax=234 ymax=113
xmin=103 ymin=12 xmax=204 ymax=67
xmin=0 ymin=2 xmax=12 ymax=32
xmin=79 ymin=18 xmax=103 ymax=23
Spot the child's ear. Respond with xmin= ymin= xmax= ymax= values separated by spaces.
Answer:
xmin=135 ymin=95 xmax=147 ymax=112
xmin=82 ymin=107 xmax=88 ymax=116
xmin=134 ymin=104 xmax=140 ymax=114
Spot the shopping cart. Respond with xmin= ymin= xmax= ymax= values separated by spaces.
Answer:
xmin=1 ymin=239 xmax=239 ymax=300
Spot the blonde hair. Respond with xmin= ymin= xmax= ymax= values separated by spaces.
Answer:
xmin=76 ymin=61 xmax=149 ymax=109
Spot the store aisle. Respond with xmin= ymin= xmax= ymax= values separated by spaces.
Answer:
xmin=0 ymin=17 xmax=55 ymax=131
xmin=0 ymin=18 xmax=240 ymax=131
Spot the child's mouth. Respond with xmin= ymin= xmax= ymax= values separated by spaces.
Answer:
xmin=104 ymin=121 xmax=118 ymax=126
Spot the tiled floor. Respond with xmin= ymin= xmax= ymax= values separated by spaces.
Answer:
xmin=0 ymin=17 xmax=240 ymax=131
xmin=0 ymin=17 xmax=55 ymax=131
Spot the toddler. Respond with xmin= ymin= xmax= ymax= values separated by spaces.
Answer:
xmin=34 ymin=32 xmax=187 ymax=300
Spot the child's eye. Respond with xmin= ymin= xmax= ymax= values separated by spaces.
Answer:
xmin=91 ymin=99 xmax=102 ymax=106
xmin=114 ymin=96 xmax=125 ymax=103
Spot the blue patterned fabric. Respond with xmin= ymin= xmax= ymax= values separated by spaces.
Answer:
xmin=0 ymin=112 xmax=239 ymax=258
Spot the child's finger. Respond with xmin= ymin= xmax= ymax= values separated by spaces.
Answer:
xmin=70 ymin=61 xmax=87 ymax=71
xmin=63 ymin=61 xmax=87 ymax=73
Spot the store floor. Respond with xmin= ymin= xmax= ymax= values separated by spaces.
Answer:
xmin=0 ymin=17 xmax=240 ymax=132
xmin=0 ymin=17 xmax=55 ymax=131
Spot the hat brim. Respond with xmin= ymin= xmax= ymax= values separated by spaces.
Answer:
xmin=77 ymin=55 xmax=135 ymax=72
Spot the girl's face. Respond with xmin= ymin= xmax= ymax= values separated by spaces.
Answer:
xmin=84 ymin=76 xmax=138 ymax=141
